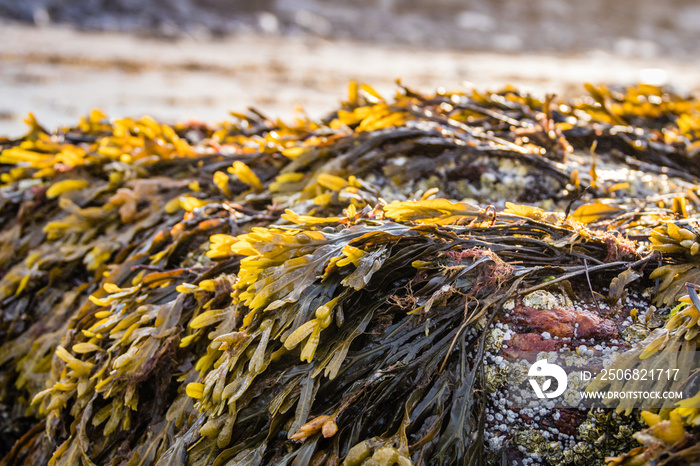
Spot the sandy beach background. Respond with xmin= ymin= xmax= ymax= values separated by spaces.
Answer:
xmin=1 ymin=1 xmax=699 ymax=137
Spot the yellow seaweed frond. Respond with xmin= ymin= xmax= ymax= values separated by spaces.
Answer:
xmin=384 ymin=198 xmax=483 ymax=225
xmin=571 ymin=202 xmax=623 ymax=224
xmin=503 ymin=202 xmax=549 ymax=220
xmin=180 ymin=196 xmax=209 ymax=212
xmin=317 ymin=173 xmax=349 ymax=191
xmin=206 ymin=234 xmax=237 ymax=259
xmin=213 ymin=171 xmax=231 ymax=197
xmin=186 ymin=382 xmax=204 ymax=399
xmin=282 ymin=209 xmax=340 ymax=225
xmin=228 ymin=161 xmax=263 ymax=191
xmin=55 ymin=346 xmax=94 ymax=376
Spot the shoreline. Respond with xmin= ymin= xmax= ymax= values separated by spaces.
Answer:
xmin=2 ymin=23 xmax=700 ymax=138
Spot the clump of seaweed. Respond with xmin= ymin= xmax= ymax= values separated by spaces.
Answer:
xmin=1 ymin=81 xmax=700 ymax=465
xmin=594 ymin=282 xmax=700 ymax=465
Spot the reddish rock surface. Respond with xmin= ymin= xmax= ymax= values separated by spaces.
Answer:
xmin=509 ymin=304 xmax=618 ymax=340
xmin=507 ymin=333 xmax=566 ymax=352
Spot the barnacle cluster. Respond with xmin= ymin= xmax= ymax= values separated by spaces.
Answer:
xmin=1 ymin=81 xmax=700 ymax=465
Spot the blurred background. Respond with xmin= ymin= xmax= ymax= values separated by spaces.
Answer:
xmin=1 ymin=0 xmax=699 ymax=136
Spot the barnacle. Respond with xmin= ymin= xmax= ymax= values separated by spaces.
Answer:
xmin=3 ymin=81 xmax=700 ymax=466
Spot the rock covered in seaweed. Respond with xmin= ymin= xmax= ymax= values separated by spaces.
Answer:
xmin=1 ymin=81 xmax=700 ymax=465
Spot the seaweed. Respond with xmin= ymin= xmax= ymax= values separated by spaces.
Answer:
xmin=1 ymin=81 xmax=700 ymax=465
